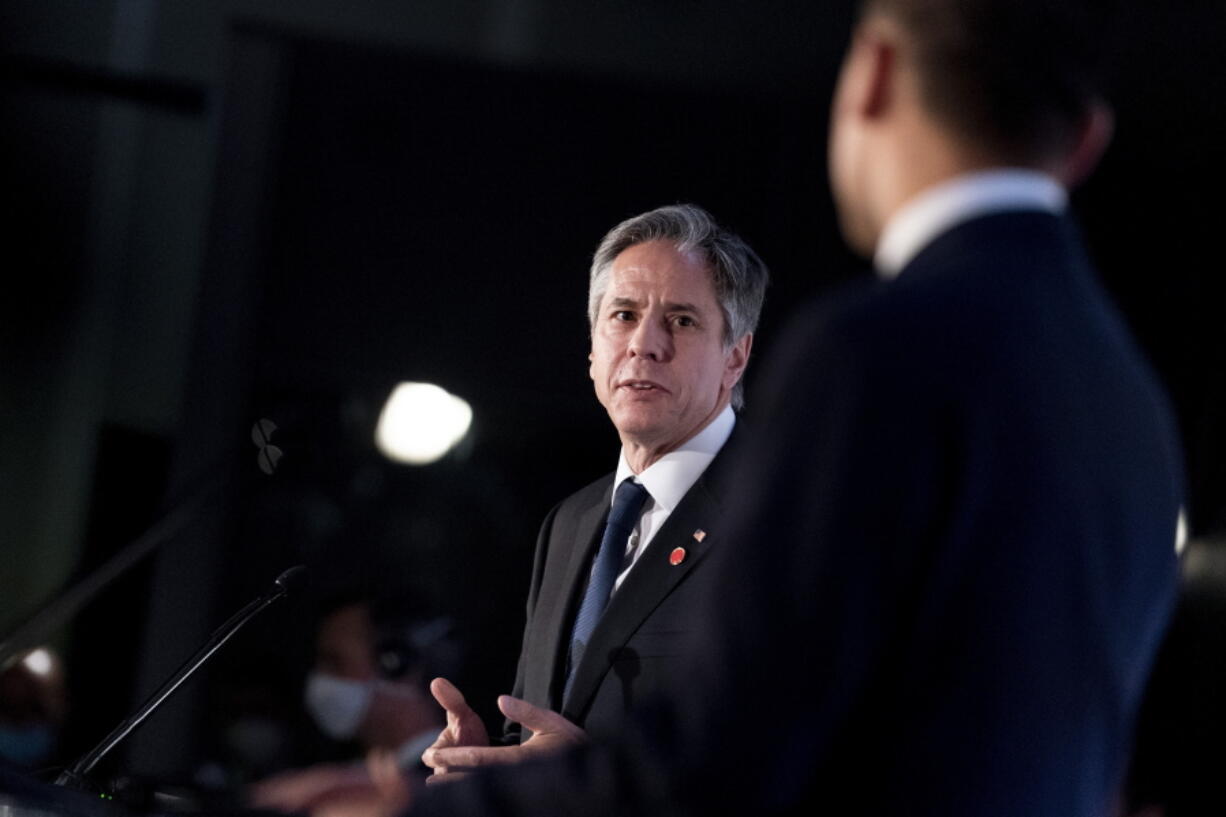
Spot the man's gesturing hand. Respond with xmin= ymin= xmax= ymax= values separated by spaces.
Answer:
xmin=422 ymin=692 xmax=586 ymax=781
xmin=421 ymin=677 xmax=490 ymax=780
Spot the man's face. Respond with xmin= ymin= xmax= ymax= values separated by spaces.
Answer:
xmin=589 ymin=239 xmax=749 ymax=455
xmin=827 ymin=26 xmax=881 ymax=256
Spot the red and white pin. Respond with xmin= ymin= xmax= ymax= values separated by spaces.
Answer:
xmin=669 ymin=547 xmax=687 ymax=566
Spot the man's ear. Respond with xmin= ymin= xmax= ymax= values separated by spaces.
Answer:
xmin=723 ymin=333 xmax=753 ymax=390
xmin=1061 ymin=100 xmax=1114 ymax=188
xmin=842 ymin=21 xmax=899 ymax=121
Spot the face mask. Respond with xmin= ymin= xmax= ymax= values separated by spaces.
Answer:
xmin=304 ymin=672 xmax=373 ymax=740
xmin=0 ymin=723 xmax=56 ymax=768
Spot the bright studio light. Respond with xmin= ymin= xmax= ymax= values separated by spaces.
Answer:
xmin=22 ymin=648 xmax=53 ymax=677
xmin=375 ymin=382 xmax=472 ymax=465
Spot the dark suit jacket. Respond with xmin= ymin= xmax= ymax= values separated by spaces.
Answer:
xmin=417 ymin=210 xmax=1184 ymax=817
xmin=505 ymin=423 xmax=742 ymax=743
xmin=666 ymin=209 xmax=1185 ymax=816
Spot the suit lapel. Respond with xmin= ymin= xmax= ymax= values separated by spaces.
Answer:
xmin=561 ymin=454 xmax=731 ymax=720
xmin=540 ymin=483 xmax=611 ymax=710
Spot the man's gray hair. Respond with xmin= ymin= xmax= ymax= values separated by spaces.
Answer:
xmin=587 ymin=204 xmax=769 ymax=410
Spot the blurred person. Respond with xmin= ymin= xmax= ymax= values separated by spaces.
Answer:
xmin=249 ymin=596 xmax=458 ymax=814
xmin=409 ymin=1 xmax=1184 ymax=815
xmin=0 ymin=647 xmax=68 ymax=772
xmin=421 ymin=204 xmax=768 ymax=777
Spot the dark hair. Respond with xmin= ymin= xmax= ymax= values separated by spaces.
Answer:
xmin=864 ymin=0 xmax=1122 ymax=161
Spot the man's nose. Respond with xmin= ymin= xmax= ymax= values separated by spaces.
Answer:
xmin=628 ymin=319 xmax=673 ymax=361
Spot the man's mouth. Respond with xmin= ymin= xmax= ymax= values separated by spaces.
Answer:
xmin=618 ymin=379 xmax=668 ymax=393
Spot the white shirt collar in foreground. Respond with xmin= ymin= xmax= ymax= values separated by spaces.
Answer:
xmin=874 ymin=169 xmax=1068 ymax=279
xmin=613 ymin=404 xmax=735 ymax=513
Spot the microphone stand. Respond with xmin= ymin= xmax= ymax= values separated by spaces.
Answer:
xmin=54 ymin=565 xmax=306 ymax=792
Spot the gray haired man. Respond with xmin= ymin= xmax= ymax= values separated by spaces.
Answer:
xmin=421 ymin=203 xmax=768 ymax=776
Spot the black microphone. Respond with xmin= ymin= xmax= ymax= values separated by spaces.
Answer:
xmin=54 ymin=565 xmax=307 ymax=791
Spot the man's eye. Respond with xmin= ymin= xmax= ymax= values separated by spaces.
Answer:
xmin=674 ymin=315 xmax=696 ymax=328
xmin=613 ymin=311 xmax=635 ymax=321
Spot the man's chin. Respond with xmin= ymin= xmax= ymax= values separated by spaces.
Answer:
xmin=611 ymin=410 xmax=674 ymax=445
xmin=836 ymin=210 xmax=877 ymax=259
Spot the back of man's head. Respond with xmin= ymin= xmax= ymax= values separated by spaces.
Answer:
xmin=863 ymin=0 xmax=1123 ymax=164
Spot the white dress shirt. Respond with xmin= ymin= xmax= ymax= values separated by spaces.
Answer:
xmin=874 ymin=169 xmax=1068 ymax=279
xmin=607 ymin=404 xmax=735 ymax=593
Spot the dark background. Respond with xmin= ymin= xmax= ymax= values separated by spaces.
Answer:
xmin=1 ymin=0 xmax=1223 ymax=800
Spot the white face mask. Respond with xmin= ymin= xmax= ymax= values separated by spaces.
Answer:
xmin=304 ymin=671 xmax=373 ymax=740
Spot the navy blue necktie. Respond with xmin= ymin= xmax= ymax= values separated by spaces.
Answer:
xmin=564 ymin=478 xmax=651 ymax=699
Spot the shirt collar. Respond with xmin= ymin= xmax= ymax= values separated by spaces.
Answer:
xmin=613 ymin=404 xmax=735 ymax=513
xmin=874 ymin=169 xmax=1068 ymax=279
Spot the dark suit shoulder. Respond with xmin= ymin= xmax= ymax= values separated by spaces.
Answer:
xmin=768 ymin=212 xmax=1149 ymax=411
xmin=531 ymin=472 xmax=613 ymax=578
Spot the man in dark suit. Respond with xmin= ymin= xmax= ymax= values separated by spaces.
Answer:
xmin=419 ymin=204 xmax=768 ymax=774
xmin=671 ymin=0 xmax=1185 ymax=806
xmin=408 ymin=1 xmax=1184 ymax=815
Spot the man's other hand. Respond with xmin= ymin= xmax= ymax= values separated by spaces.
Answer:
xmin=421 ymin=677 xmax=490 ymax=780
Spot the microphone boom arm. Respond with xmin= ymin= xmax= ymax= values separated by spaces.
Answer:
xmin=55 ymin=565 xmax=305 ymax=790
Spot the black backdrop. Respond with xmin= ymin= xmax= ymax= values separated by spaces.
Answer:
xmin=1 ymin=0 xmax=1223 ymax=792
